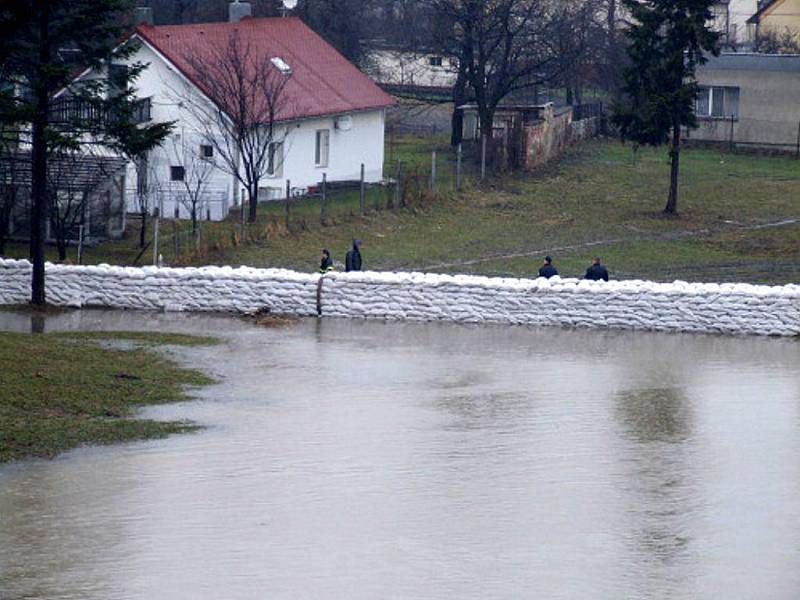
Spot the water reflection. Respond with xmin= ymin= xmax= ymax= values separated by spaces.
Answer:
xmin=616 ymin=387 xmax=692 ymax=444
xmin=1 ymin=311 xmax=800 ymax=599
xmin=614 ymin=386 xmax=699 ymax=597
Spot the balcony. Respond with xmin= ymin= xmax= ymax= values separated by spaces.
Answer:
xmin=49 ymin=96 xmax=152 ymax=125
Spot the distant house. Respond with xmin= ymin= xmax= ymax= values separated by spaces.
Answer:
xmin=71 ymin=9 xmax=395 ymax=221
xmin=364 ymin=44 xmax=458 ymax=96
xmin=747 ymin=0 xmax=800 ymax=37
xmin=711 ymin=0 xmax=759 ymax=45
xmin=688 ymin=53 xmax=800 ymax=152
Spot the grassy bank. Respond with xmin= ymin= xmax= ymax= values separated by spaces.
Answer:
xmin=3 ymin=137 xmax=799 ymax=284
xmin=0 ymin=329 xmax=219 ymax=463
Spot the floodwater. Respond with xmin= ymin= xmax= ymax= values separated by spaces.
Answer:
xmin=1 ymin=311 xmax=799 ymax=600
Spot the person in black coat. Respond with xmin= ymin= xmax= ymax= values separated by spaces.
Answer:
xmin=345 ymin=239 xmax=362 ymax=272
xmin=538 ymin=255 xmax=559 ymax=279
xmin=584 ymin=257 xmax=609 ymax=281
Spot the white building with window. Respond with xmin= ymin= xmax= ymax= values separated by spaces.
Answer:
xmin=688 ymin=53 xmax=800 ymax=152
xmin=364 ymin=45 xmax=459 ymax=92
xmin=80 ymin=13 xmax=394 ymax=221
xmin=711 ymin=0 xmax=759 ymax=46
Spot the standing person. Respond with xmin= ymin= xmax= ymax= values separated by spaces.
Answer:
xmin=345 ymin=239 xmax=362 ymax=272
xmin=319 ymin=248 xmax=334 ymax=274
xmin=538 ymin=255 xmax=559 ymax=279
xmin=584 ymin=257 xmax=609 ymax=281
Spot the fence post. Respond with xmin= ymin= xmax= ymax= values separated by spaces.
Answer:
xmin=359 ymin=163 xmax=366 ymax=215
xmin=173 ymin=220 xmax=179 ymax=260
xmin=393 ymin=160 xmax=401 ymax=209
xmin=431 ymin=150 xmax=437 ymax=193
xmin=77 ymin=224 xmax=84 ymax=265
xmin=796 ymin=121 xmax=800 ymax=159
xmin=456 ymin=143 xmax=463 ymax=190
xmin=481 ymin=135 xmax=487 ymax=181
xmin=152 ymin=209 xmax=159 ymax=266
xmin=729 ymin=115 xmax=735 ymax=152
xmin=285 ymin=179 xmax=291 ymax=231
xmin=320 ymin=172 xmax=327 ymax=226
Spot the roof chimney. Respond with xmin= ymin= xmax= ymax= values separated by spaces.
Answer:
xmin=229 ymin=1 xmax=252 ymax=23
xmin=135 ymin=6 xmax=154 ymax=26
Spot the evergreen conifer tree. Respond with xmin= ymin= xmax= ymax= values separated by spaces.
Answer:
xmin=0 ymin=0 xmax=172 ymax=304
xmin=613 ymin=0 xmax=719 ymax=214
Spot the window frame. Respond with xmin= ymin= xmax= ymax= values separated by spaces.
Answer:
xmin=315 ymin=129 xmax=330 ymax=168
xmin=696 ymin=86 xmax=739 ymax=120
xmin=267 ymin=141 xmax=284 ymax=178
xmin=200 ymin=144 xmax=213 ymax=159
xmin=170 ymin=165 xmax=185 ymax=182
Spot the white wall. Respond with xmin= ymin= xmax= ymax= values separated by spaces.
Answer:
xmin=728 ymin=0 xmax=758 ymax=43
xmin=120 ymin=39 xmax=387 ymax=219
xmin=263 ymin=110 xmax=386 ymax=199
xmin=121 ymin=42 xmax=234 ymax=220
xmin=365 ymin=49 xmax=458 ymax=89
xmin=2 ymin=259 xmax=799 ymax=337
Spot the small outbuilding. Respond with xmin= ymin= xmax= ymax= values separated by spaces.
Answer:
xmin=689 ymin=53 xmax=800 ymax=153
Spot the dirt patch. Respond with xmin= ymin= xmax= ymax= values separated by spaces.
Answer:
xmin=241 ymin=307 xmax=300 ymax=328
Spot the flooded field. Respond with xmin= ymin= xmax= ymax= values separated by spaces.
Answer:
xmin=1 ymin=310 xmax=799 ymax=599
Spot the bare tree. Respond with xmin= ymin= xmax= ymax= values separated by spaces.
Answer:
xmin=549 ymin=1 xmax=607 ymax=106
xmin=168 ymin=131 xmax=215 ymax=236
xmin=173 ymin=31 xmax=292 ymax=223
xmin=430 ymin=0 xmax=567 ymax=148
xmin=0 ymin=149 xmax=23 ymax=255
xmin=114 ymin=146 xmax=164 ymax=249
xmin=296 ymin=0 xmax=376 ymax=65
xmin=46 ymin=151 xmax=91 ymax=261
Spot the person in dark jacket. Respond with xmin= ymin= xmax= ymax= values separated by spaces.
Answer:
xmin=345 ymin=239 xmax=362 ymax=272
xmin=584 ymin=257 xmax=609 ymax=281
xmin=319 ymin=248 xmax=334 ymax=273
xmin=538 ymin=255 xmax=559 ymax=279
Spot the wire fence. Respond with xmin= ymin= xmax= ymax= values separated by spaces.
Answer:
xmin=685 ymin=115 xmax=800 ymax=157
xmin=134 ymin=131 xmax=583 ymax=266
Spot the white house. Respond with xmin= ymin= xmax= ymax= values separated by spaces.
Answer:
xmin=364 ymin=45 xmax=459 ymax=92
xmin=711 ymin=0 xmax=759 ymax=46
xmin=80 ymin=11 xmax=395 ymax=221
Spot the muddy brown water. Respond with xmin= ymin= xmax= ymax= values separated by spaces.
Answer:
xmin=1 ymin=310 xmax=799 ymax=599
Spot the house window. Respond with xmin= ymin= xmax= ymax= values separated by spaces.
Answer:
xmin=267 ymin=141 xmax=284 ymax=177
xmin=200 ymin=144 xmax=213 ymax=159
xmin=696 ymin=86 xmax=739 ymax=119
xmin=429 ymin=56 xmax=443 ymax=67
xmin=170 ymin=166 xmax=185 ymax=181
xmin=315 ymin=129 xmax=329 ymax=167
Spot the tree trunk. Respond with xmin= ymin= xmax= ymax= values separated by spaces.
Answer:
xmin=139 ymin=208 xmax=147 ymax=248
xmin=30 ymin=3 xmax=51 ymax=305
xmin=191 ymin=207 xmax=197 ymax=236
xmin=57 ymin=236 xmax=67 ymax=261
xmin=665 ymin=123 xmax=681 ymax=215
xmin=248 ymin=185 xmax=258 ymax=223
xmin=451 ymin=69 xmax=468 ymax=147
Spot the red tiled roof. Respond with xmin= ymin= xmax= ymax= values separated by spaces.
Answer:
xmin=135 ymin=17 xmax=395 ymax=122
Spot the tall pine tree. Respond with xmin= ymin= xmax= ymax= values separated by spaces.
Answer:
xmin=613 ymin=0 xmax=719 ymax=214
xmin=0 ymin=0 xmax=171 ymax=304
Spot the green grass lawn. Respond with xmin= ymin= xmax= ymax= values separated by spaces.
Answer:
xmin=3 ymin=137 xmax=799 ymax=284
xmin=0 ymin=328 xmax=219 ymax=463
